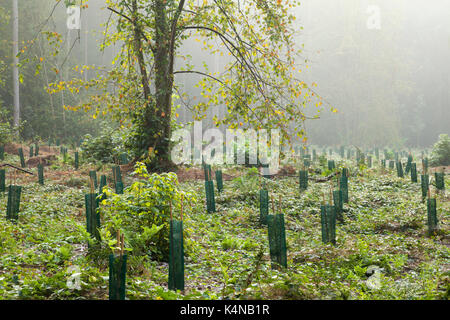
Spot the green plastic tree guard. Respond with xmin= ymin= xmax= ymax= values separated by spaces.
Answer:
xmin=29 ymin=146 xmax=34 ymax=158
xmin=112 ymin=166 xmax=122 ymax=184
xmin=35 ymin=144 xmax=39 ymax=156
xmin=215 ymin=170 xmax=223 ymax=193
xmin=119 ymin=153 xmax=128 ymax=165
xmin=405 ymin=154 xmax=413 ymax=175
xmin=63 ymin=149 xmax=68 ymax=163
xmin=56 ymin=139 xmax=60 ymax=146
xmin=342 ymin=168 xmax=349 ymax=178
xmin=410 ymin=163 xmax=417 ymax=183
xmin=6 ymin=185 xmax=22 ymax=220
xmin=299 ymin=170 xmax=308 ymax=191
xmin=421 ymin=174 xmax=429 ymax=200
xmin=168 ymin=219 xmax=184 ymax=291
xmin=356 ymin=150 xmax=361 ymax=164
xmin=109 ymin=254 xmax=127 ymax=300
xmin=389 ymin=160 xmax=395 ymax=169
xmin=74 ymin=152 xmax=79 ymax=170
xmin=333 ymin=190 xmax=344 ymax=223
xmin=0 ymin=145 xmax=4 ymax=160
xmin=340 ymin=175 xmax=349 ymax=203
xmin=0 ymin=169 xmax=5 ymax=193
xmin=37 ymin=164 xmax=44 ymax=185
xmin=367 ymin=156 xmax=372 ymax=168
xmin=320 ymin=204 xmax=336 ymax=245
xmin=381 ymin=159 xmax=386 ymax=168
xmin=435 ymin=172 xmax=445 ymax=191
xmin=303 ymin=155 xmax=311 ymax=169
xmin=267 ymin=214 xmax=287 ymax=269
xmin=205 ymin=180 xmax=216 ymax=213
xmin=259 ymin=189 xmax=269 ymax=225
xmin=328 ymin=160 xmax=335 ymax=171
xmin=85 ymin=193 xmax=101 ymax=241
xmin=396 ymin=161 xmax=404 ymax=178
xmin=423 ymin=158 xmax=428 ymax=173
xmin=115 ymin=181 xmax=124 ymax=194
xmin=18 ymin=148 xmax=25 ymax=168
xmin=303 ymin=159 xmax=310 ymax=168
xmin=427 ymin=198 xmax=438 ymax=235
xmin=89 ymin=170 xmax=98 ymax=189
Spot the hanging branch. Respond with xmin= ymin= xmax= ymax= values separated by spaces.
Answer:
xmin=0 ymin=163 xmax=34 ymax=175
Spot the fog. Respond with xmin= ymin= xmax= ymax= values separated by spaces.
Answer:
xmin=179 ymin=0 xmax=450 ymax=148
xmin=295 ymin=0 xmax=450 ymax=147
xmin=1 ymin=0 xmax=449 ymax=147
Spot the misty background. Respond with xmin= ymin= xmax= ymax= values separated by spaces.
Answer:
xmin=0 ymin=0 xmax=448 ymax=148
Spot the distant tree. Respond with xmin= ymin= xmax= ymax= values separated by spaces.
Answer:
xmin=12 ymin=0 xmax=20 ymax=128
xmin=0 ymin=0 xmax=98 ymax=143
xmin=430 ymin=134 xmax=450 ymax=167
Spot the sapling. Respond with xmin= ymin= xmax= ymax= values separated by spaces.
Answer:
xmin=109 ymin=230 xmax=127 ymax=300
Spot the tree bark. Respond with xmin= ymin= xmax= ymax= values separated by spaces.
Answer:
xmin=150 ymin=0 xmax=175 ymax=170
xmin=12 ymin=0 xmax=20 ymax=128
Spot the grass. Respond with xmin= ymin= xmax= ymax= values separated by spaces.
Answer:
xmin=0 ymin=151 xmax=448 ymax=300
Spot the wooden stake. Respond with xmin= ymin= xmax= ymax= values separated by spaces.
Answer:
xmin=116 ymin=230 xmax=121 ymax=256
xmin=120 ymin=234 xmax=124 ymax=257
xmin=180 ymin=195 xmax=184 ymax=221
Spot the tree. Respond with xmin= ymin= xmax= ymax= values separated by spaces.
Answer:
xmin=50 ymin=0 xmax=327 ymax=171
xmin=430 ymin=134 xmax=450 ymax=167
xmin=0 ymin=0 xmax=99 ymax=144
xmin=12 ymin=0 xmax=20 ymax=128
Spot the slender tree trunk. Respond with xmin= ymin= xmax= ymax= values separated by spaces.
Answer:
xmin=150 ymin=0 xmax=175 ymax=170
xmin=12 ymin=0 xmax=20 ymax=128
xmin=37 ymin=36 xmax=57 ymax=137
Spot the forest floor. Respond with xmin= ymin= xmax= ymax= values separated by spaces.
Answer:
xmin=0 ymin=145 xmax=449 ymax=300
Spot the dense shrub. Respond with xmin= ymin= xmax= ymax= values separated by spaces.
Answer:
xmin=80 ymin=126 xmax=126 ymax=163
xmin=430 ymin=134 xmax=450 ymax=166
xmin=100 ymin=162 xmax=195 ymax=261
xmin=0 ymin=106 xmax=14 ymax=146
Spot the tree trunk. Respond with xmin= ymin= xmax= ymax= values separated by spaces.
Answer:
xmin=148 ymin=1 xmax=175 ymax=171
xmin=128 ymin=0 xmax=179 ymax=172
xmin=12 ymin=0 xmax=20 ymax=128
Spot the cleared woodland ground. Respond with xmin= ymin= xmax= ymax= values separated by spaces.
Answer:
xmin=0 ymin=148 xmax=448 ymax=300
